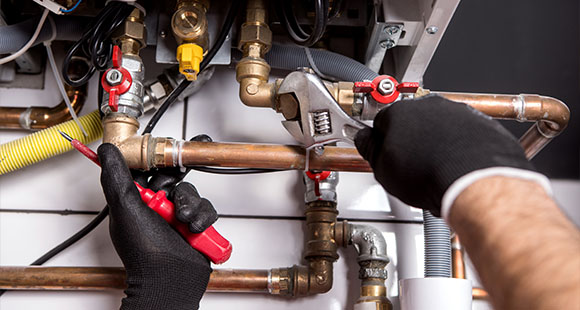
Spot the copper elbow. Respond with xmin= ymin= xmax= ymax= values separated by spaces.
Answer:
xmin=0 ymin=84 xmax=87 ymax=130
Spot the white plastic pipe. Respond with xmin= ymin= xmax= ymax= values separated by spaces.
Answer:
xmin=399 ymin=278 xmax=472 ymax=310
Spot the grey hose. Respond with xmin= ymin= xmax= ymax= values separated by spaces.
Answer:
xmin=233 ymin=43 xmax=378 ymax=82
xmin=0 ymin=16 xmax=86 ymax=54
xmin=265 ymin=44 xmax=379 ymax=81
xmin=423 ymin=210 xmax=452 ymax=278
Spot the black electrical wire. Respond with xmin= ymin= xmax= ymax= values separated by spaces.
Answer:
xmin=0 ymin=206 xmax=109 ymax=297
xmin=277 ymin=0 xmax=329 ymax=47
xmin=61 ymin=1 xmax=134 ymax=87
xmin=142 ymin=0 xmax=243 ymax=135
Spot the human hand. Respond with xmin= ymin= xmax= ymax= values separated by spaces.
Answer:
xmin=98 ymin=143 xmax=217 ymax=310
xmin=355 ymin=95 xmax=538 ymax=217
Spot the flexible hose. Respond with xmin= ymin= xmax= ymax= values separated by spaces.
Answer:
xmin=0 ymin=16 xmax=86 ymax=54
xmin=262 ymin=44 xmax=379 ymax=81
xmin=0 ymin=110 xmax=102 ymax=175
xmin=423 ymin=210 xmax=452 ymax=278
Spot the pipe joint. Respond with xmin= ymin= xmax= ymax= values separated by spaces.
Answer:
xmin=102 ymin=114 xmax=156 ymax=170
xmin=304 ymin=171 xmax=339 ymax=203
xmin=349 ymin=223 xmax=389 ymax=264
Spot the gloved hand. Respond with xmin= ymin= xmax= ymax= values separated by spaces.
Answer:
xmin=98 ymin=143 xmax=218 ymax=310
xmin=355 ymin=95 xmax=537 ymax=217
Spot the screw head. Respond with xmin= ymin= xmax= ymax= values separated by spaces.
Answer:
xmin=105 ymin=69 xmax=123 ymax=86
xmin=379 ymin=39 xmax=395 ymax=49
xmin=385 ymin=26 xmax=399 ymax=35
xmin=377 ymin=79 xmax=394 ymax=95
xmin=314 ymin=145 xmax=325 ymax=156
xmin=160 ymin=30 xmax=167 ymax=38
xmin=426 ymin=26 xmax=439 ymax=34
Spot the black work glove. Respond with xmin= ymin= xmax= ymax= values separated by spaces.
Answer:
xmin=355 ymin=95 xmax=535 ymax=217
xmin=98 ymin=143 xmax=218 ymax=310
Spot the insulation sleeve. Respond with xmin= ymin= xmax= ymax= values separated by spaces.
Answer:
xmin=0 ymin=16 xmax=86 ymax=54
xmin=423 ymin=210 xmax=452 ymax=278
xmin=233 ymin=44 xmax=379 ymax=82
xmin=0 ymin=110 xmax=102 ymax=175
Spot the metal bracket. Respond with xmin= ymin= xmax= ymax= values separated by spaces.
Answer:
xmin=364 ymin=22 xmax=404 ymax=73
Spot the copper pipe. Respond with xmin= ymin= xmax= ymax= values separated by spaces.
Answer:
xmin=209 ymin=269 xmax=269 ymax=293
xmin=0 ymin=84 xmax=87 ymax=130
xmin=0 ymin=267 xmax=270 ymax=293
xmin=0 ymin=267 xmax=126 ymax=290
xmin=178 ymin=141 xmax=372 ymax=172
xmin=433 ymin=92 xmax=570 ymax=159
xmin=473 ymin=287 xmax=490 ymax=300
xmin=451 ymin=235 xmax=490 ymax=301
xmin=451 ymin=235 xmax=466 ymax=279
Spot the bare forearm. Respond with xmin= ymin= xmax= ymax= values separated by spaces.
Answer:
xmin=449 ymin=176 xmax=580 ymax=310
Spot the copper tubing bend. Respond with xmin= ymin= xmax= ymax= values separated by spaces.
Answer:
xmin=0 ymin=267 xmax=270 ymax=293
xmin=433 ymin=92 xmax=570 ymax=159
xmin=0 ymin=84 xmax=87 ymax=130
xmin=451 ymin=235 xmax=490 ymax=301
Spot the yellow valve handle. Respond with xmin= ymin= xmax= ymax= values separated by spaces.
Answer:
xmin=176 ymin=43 xmax=204 ymax=81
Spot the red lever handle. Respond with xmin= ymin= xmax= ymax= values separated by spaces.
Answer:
xmin=136 ymin=184 xmax=233 ymax=264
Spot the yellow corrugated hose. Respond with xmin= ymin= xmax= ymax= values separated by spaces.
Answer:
xmin=0 ymin=110 xmax=102 ymax=175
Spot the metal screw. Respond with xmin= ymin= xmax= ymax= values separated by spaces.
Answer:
xmin=160 ymin=30 xmax=167 ymax=38
xmin=314 ymin=146 xmax=325 ymax=156
xmin=385 ymin=26 xmax=399 ymax=35
xmin=379 ymin=39 xmax=395 ymax=49
xmin=105 ymin=69 xmax=123 ymax=86
xmin=377 ymin=79 xmax=394 ymax=95
xmin=426 ymin=26 xmax=439 ymax=34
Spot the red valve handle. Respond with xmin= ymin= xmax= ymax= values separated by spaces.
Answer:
xmin=306 ymin=171 xmax=331 ymax=199
xmin=136 ymin=184 xmax=233 ymax=264
xmin=353 ymin=75 xmax=419 ymax=104
xmin=101 ymin=46 xmax=132 ymax=112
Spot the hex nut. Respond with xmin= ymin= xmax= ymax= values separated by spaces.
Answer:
xmin=106 ymin=69 xmax=123 ymax=86
xmin=238 ymin=23 xmax=272 ymax=52
xmin=149 ymin=81 xmax=167 ymax=101
xmin=115 ymin=20 xmax=147 ymax=48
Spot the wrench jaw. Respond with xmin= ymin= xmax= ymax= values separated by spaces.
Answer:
xmin=278 ymin=71 xmax=369 ymax=149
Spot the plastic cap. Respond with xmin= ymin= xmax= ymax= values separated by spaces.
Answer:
xmin=176 ymin=43 xmax=204 ymax=81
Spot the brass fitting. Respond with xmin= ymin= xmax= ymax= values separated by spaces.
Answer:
xmin=238 ymin=0 xmax=271 ymax=55
xmin=356 ymin=278 xmax=393 ymax=310
xmin=275 ymin=81 xmax=356 ymax=121
xmin=114 ymin=8 xmax=147 ymax=56
xmin=274 ymin=201 xmax=339 ymax=296
xmin=172 ymin=0 xmax=210 ymax=48
xmin=325 ymin=81 xmax=356 ymax=115
xmin=236 ymin=0 xmax=276 ymax=108
xmin=172 ymin=0 xmax=210 ymax=81
xmin=102 ymin=114 xmax=152 ymax=169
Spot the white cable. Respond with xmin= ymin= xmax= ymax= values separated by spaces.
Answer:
xmin=0 ymin=9 xmax=50 ymax=65
xmin=44 ymin=41 xmax=88 ymax=136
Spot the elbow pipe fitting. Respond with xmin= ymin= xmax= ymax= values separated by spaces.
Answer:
xmin=336 ymin=221 xmax=392 ymax=310
xmin=270 ymin=200 xmax=339 ymax=296
xmin=348 ymin=223 xmax=389 ymax=265
xmin=0 ymin=84 xmax=86 ymax=130
xmin=424 ymin=91 xmax=570 ymax=159
xmin=236 ymin=0 xmax=275 ymax=108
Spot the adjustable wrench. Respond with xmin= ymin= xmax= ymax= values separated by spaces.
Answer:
xmin=278 ymin=70 xmax=369 ymax=149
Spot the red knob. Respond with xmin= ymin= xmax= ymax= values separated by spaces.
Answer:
xmin=353 ymin=75 xmax=420 ymax=104
xmin=101 ymin=46 xmax=132 ymax=112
